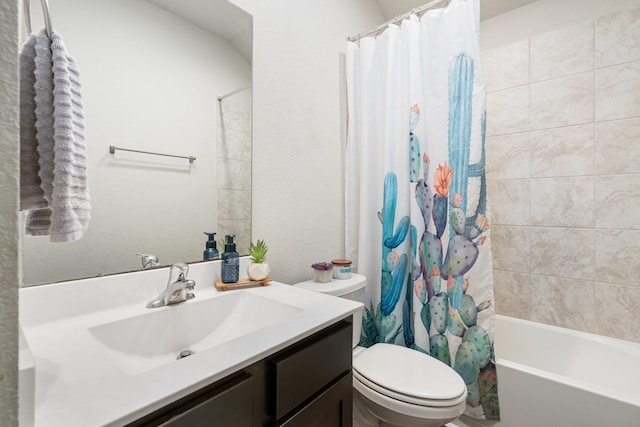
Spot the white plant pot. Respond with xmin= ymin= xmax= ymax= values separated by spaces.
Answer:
xmin=247 ymin=262 xmax=270 ymax=281
xmin=313 ymin=269 xmax=333 ymax=283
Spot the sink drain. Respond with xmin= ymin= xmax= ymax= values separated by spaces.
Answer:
xmin=177 ymin=350 xmax=193 ymax=360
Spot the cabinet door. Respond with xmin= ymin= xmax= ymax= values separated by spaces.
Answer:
xmin=278 ymin=373 xmax=352 ymax=427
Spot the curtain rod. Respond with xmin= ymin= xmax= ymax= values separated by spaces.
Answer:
xmin=347 ymin=0 xmax=450 ymax=43
xmin=217 ymin=84 xmax=252 ymax=101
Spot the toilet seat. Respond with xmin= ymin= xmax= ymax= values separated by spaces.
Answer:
xmin=353 ymin=343 xmax=467 ymax=407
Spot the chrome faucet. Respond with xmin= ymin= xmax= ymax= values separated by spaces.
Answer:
xmin=137 ymin=253 xmax=159 ymax=269
xmin=146 ymin=263 xmax=196 ymax=308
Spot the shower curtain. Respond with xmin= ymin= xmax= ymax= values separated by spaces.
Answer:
xmin=345 ymin=0 xmax=499 ymax=420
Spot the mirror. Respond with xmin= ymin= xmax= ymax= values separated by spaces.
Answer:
xmin=22 ymin=0 xmax=252 ymax=286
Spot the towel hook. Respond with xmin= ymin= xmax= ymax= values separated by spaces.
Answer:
xmin=23 ymin=0 xmax=54 ymax=39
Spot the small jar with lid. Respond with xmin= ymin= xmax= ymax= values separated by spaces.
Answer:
xmin=331 ymin=259 xmax=352 ymax=280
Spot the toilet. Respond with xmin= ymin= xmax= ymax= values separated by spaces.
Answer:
xmin=294 ymin=274 xmax=467 ymax=427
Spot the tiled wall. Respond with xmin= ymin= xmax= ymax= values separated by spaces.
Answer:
xmin=483 ymin=8 xmax=640 ymax=342
xmin=217 ymin=88 xmax=252 ymax=253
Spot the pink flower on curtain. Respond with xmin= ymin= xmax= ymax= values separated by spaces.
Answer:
xmin=434 ymin=162 xmax=453 ymax=197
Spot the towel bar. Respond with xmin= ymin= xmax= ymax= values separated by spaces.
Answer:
xmin=109 ymin=146 xmax=196 ymax=164
xmin=24 ymin=0 xmax=54 ymax=39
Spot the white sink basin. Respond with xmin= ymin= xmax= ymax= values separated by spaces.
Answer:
xmin=89 ymin=291 xmax=302 ymax=375
xmin=19 ymin=260 xmax=363 ymax=427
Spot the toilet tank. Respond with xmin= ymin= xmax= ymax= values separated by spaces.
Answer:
xmin=293 ymin=274 xmax=366 ymax=348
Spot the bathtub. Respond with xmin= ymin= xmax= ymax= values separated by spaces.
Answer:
xmin=453 ymin=315 xmax=640 ymax=427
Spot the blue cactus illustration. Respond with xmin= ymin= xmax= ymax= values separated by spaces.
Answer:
xmin=379 ymin=172 xmax=410 ymax=317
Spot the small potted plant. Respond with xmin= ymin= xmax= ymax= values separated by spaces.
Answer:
xmin=247 ymin=239 xmax=270 ymax=280
xmin=311 ymin=262 xmax=333 ymax=283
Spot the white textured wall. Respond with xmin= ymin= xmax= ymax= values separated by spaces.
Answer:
xmin=229 ymin=0 xmax=384 ymax=285
xmin=22 ymin=0 xmax=251 ymax=285
xmin=0 ymin=0 xmax=20 ymax=424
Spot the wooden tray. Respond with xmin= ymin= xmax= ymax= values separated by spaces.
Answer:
xmin=215 ymin=278 xmax=272 ymax=291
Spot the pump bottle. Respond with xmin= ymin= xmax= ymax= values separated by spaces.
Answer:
xmin=203 ymin=232 xmax=219 ymax=260
xmin=221 ymin=234 xmax=239 ymax=283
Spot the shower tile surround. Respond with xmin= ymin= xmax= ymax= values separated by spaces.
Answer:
xmin=484 ymin=8 xmax=640 ymax=343
xmin=217 ymin=90 xmax=252 ymax=253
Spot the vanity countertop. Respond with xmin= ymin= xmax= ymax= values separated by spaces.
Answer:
xmin=19 ymin=261 xmax=362 ymax=427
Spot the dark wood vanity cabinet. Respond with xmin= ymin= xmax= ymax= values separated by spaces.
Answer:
xmin=128 ymin=319 xmax=353 ymax=427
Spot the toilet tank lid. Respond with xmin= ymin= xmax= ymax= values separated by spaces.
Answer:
xmin=293 ymin=273 xmax=366 ymax=296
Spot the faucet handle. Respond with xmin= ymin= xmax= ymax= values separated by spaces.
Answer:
xmin=171 ymin=262 xmax=189 ymax=275
xmin=184 ymin=279 xmax=196 ymax=290
xmin=137 ymin=253 xmax=159 ymax=269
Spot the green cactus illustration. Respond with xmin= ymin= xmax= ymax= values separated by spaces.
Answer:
xmin=454 ymin=341 xmax=481 ymax=385
xmin=478 ymin=362 xmax=500 ymax=419
xmin=463 ymin=325 xmax=492 ymax=369
xmin=429 ymin=292 xmax=449 ymax=335
xmin=459 ymin=293 xmax=478 ymax=327
xmin=403 ymin=274 xmax=415 ymax=348
xmin=360 ymin=299 xmax=404 ymax=346
xmin=466 ymin=381 xmax=481 ymax=407
xmin=429 ymin=334 xmax=451 ymax=366
xmin=409 ymin=105 xmax=421 ymax=183
xmin=360 ymin=301 xmax=378 ymax=347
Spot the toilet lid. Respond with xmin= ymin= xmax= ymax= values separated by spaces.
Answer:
xmin=353 ymin=343 xmax=466 ymax=402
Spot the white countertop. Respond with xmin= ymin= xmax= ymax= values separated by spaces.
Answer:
xmin=20 ymin=260 xmax=362 ymax=427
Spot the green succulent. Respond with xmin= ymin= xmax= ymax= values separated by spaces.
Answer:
xmin=249 ymin=239 xmax=268 ymax=264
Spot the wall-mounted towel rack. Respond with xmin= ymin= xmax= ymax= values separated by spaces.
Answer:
xmin=109 ymin=146 xmax=196 ymax=164
xmin=24 ymin=0 xmax=54 ymax=39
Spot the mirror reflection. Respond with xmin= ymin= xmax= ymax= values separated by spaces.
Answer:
xmin=22 ymin=0 xmax=252 ymax=286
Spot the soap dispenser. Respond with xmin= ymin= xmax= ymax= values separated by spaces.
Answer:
xmin=203 ymin=232 xmax=219 ymax=260
xmin=221 ymin=234 xmax=239 ymax=283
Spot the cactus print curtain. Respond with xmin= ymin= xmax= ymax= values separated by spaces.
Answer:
xmin=345 ymin=0 xmax=499 ymax=420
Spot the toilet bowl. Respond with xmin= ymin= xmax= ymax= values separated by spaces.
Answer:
xmin=293 ymin=274 xmax=467 ymax=427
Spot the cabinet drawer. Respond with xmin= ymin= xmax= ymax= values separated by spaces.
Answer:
xmin=273 ymin=321 xmax=352 ymax=419
xmin=279 ymin=373 xmax=352 ymax=427
xmin=129 ymin=373 xmax=253 ymax=427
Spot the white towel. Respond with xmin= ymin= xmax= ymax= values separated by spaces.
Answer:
xmin=19 ymin=33 xmax=46 ymax=211
xmin=21 ymin=29 xmax=91 ymax=242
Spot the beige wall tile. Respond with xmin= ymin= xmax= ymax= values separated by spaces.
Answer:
xmin=217 ymin=219 xmax=252 ymax=255
xmin=531 ymin=20 xmax=594 ymax=82
xmin=218 ymin=189 xmax=251 ymax=221
xmin=596 ymin=8 xmax=640 ymax=68
xmin=595 ymin=230 xmax=640 ymax=286
xmin=493 ymin=270 xmax=532 ymax=319
xmin=483 ymin=39 xmax=529 ymax=92
xmin=529 ymin=227 xmax=595 ymax=280
xmin=595 ymin=175 xmax=640 ymax=230
xmin=486 ymin=133 xmax=530 ymax=180
xmin=529 ymin=275 xmax=596 ymax=333
xmin=486 ymin=86 xmax=529 ymax=136
xmin=218 ymin=128 xmax=252 ymax=161
xmin=217 ymin=158 xmax=251 ymax=191
xmin=596 ymin=60 xmax=640 ymax=121
xmin=595 ymin=118 xmax=640 ymax=175
xmin=530 ymin=124 xmax=594 ymax=178
xmin=530 ymin=177 xmax=594 ymax=228
xmin=487 ymin=180 xmax=530 ymax=226
xmin=531 ymin=72 xmax=594 ymax=130
xmin=595 ymin=283 xmax=640 ymax=342
xmin=491 ymin=226 xmax=529 ymax=273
